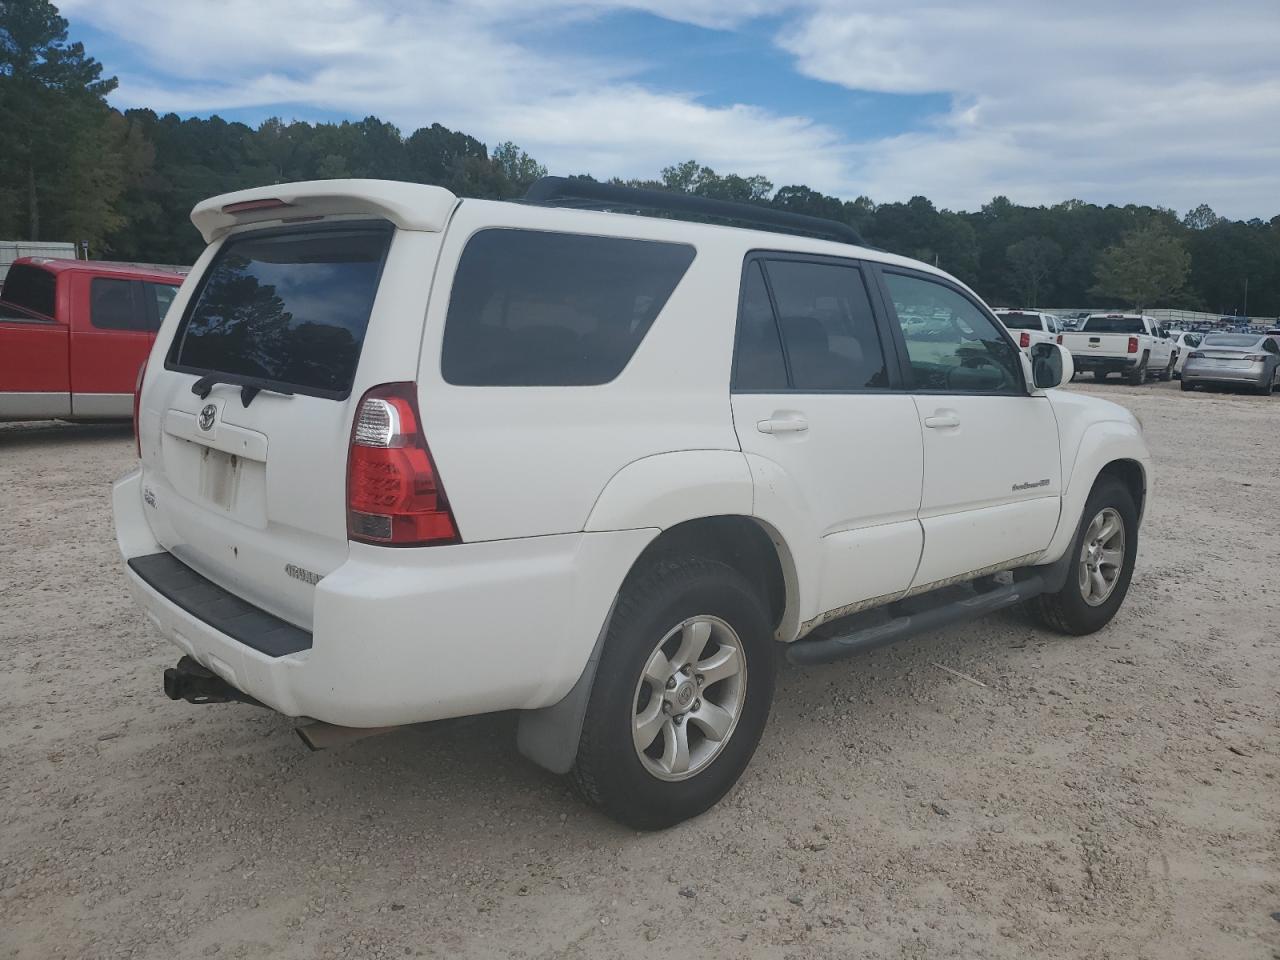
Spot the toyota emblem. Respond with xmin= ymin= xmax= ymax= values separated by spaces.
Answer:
xmin=198 ymin=403 xmax=217 ymax=432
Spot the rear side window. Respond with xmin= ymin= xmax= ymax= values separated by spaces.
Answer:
xmin=766 ymin=259 xmax=888 ymax=391
xmin=1 ymin=264 xmax=56 ymax=317
xmin=90 ymin=278 xmax=148 ymax=331
xmin=441 ymin=229 xmax=696 ymax=386
xmin=168 ymin=225 xmax=391 ymax=398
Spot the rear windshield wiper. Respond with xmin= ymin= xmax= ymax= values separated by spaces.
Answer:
xmin=191 ymin=375 xmax=296 ymax=408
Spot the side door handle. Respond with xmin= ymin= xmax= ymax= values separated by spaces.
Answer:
xmin=757 ymin=416 xmax=809 ymax=435
xmin=923 ymin=411 xmax=960 ymax=429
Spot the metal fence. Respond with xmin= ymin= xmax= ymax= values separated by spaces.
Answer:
xmin=1040 ymin=307 xmax=1276 ymax=328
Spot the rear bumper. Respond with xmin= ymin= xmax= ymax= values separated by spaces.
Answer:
xmin=1072 ymin=355 xmax=1139 ymax=373
xmin=1181 ymin=361 xmax=1266 ymax=385
xmin=113 ymin=469 xmax=655 ymax=727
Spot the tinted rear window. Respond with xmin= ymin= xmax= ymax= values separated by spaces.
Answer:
xmin=1 ymin=264 xmax=56 ymax=317
xmin=441 ymin=229 xmax=696 ymax=386
xmin=1084 ymin=316 xmax=1145 ymax=334
xmin=169 ymin=225 xmax=391 ymax=397
xmin=1203 ymin=334 xmax=1261 ymax=348
xmin=996 ymin=313 xmax=1042 ymax=330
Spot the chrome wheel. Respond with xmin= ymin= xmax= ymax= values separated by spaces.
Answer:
xmin=631 ymin=616 xmax=747 ymax=782
xmin=1078 ymin=507 xmax=1125 ymax=606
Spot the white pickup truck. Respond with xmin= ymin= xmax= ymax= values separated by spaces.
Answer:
xmin=994 ymin=310 xmax=1064 ymax=355
xmin=1062 ymin=313 xmax=1177 ymax=384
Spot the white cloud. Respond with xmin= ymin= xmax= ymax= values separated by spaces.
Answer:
xmin=61 ymin=0 xmax=1280 ymax=218
xmin=780 ymin=0 xmax=1280 ymax=218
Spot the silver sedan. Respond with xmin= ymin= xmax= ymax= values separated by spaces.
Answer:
xmin=1181 ymin=333 xmax=1280 ymax=395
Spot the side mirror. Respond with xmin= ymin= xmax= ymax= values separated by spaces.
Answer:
xmin=1030 ymin=342 xmax=1073 ymax=390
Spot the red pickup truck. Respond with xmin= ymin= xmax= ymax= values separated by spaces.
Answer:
xmin=0 ymin=258 xmax=185 ymax=421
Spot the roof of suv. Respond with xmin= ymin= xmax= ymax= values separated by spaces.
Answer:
xmin=193 ymin=178 xmax=962 ymax=291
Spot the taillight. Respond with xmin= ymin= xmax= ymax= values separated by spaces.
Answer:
xmin=221 ymin=198 xmax=292 ymax=214
xmin=1188 ymin=351 xmax=1204 ymax=359
xmin=1056 ymin=334 xmax=1063 ymax=344
xmin=1019 ymin=331 xmax=1031 ymax=349
xmin=1245 ymin=353 xmax=1267 ymax=361
xmin=1127 ymin=336 xmax=1139 ymax=354
xmin=346 ymin=382 xmax=459 ymax=547
xmin=133 ymin=358 xmax=147 ymax=457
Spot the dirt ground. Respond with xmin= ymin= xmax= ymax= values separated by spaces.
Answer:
xmin=1 ymin=378 xmax=1277 ymax=960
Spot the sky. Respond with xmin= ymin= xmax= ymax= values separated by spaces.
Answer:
xmin=61 ymin=0 xmax=1280 ymax=220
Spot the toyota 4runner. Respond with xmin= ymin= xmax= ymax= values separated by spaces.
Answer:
xmin=114 ymin=177 xmax=1152 ymax=829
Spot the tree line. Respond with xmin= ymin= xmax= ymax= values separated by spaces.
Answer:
xmin=3 ymin=0 xmax=1277 ymax=316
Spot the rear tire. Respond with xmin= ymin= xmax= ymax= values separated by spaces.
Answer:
xmin=1126 ymin=358 xmax=1148 ymax=386
xmin=1025 ymin=477 xmax=1138 ymax=636
xmin=571 ymin=557 xmax=776 ymax=830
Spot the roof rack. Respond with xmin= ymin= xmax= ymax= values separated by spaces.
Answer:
xmin=523 ymin=176 xmax=866 ymax=247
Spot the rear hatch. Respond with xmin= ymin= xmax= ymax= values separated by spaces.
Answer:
xmin=138 ymin=215 xmax=437 ymax=629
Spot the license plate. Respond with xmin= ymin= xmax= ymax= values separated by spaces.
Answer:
xmin=199 ymin=447 xmax=241 ymax=510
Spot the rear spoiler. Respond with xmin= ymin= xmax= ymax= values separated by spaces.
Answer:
xmin=190 ymin=179 xmax=459 ymax=243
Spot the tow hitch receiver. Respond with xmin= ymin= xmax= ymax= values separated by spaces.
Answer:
xmin=162 ymin=656 xmax=263 ymax=707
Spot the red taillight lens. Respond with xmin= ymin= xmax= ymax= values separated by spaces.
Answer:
xmin=133 ymin=358 xmax=147 ymax=457
xmin=1019 ymin=331 xmax=1031 ymax=349
xmin=1188 ymin=351 xmax=1204 ymax=359
xmin=346 ymin=382 xmax=459 ymax=547
xmin=1056 ymin=334 xmax=1063 ymax=344
xmin=1127 ymin=336 xmax=1139 ymax=353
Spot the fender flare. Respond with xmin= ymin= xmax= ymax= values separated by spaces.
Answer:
xmin=519 ymin=450 xmax=755 ymax=774
xmin=582 ymin=449 xmax=753 ymax=532
xmin=1041 ymin=420 xmax=1150 ymax=563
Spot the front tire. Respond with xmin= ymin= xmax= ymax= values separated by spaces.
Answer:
xmin=1025 ymin=477 xmax=1138 ymax=636
xmin=571 ymin=557 xmax=776 ymax=830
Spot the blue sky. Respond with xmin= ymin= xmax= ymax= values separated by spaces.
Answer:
xmin=60 ymin=0 xmax=1280 ymax=219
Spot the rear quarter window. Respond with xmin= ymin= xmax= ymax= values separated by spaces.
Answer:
xmin=1 ymin=264 xmax=57 ymax=317
xmin=167 ymin=224 xmax=392 ymax=398
xmin=441 ymin=229 xmax=696 ymax=386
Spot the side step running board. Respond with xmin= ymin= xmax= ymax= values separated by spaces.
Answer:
xmin=786 ymin=573 xmax=1046 ymax=666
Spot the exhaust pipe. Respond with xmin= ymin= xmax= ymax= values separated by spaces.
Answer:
xmin=296 ymin=722 xmax=401 ymax=751
xmin=162 ymin=656 xmax=262 ymax=707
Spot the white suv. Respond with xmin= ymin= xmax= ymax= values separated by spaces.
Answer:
xmin=114 ymin=177 xmax=1152 ymax=829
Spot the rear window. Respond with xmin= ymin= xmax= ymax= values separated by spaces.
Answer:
xmin=168 ymin=225 xmax=391 ymax=398
xmin=1203 ymin=334 xmax=1261 ymax=348
xmin=1084 ymin=316 xmax=1145 ymax=334
xmin=996 ymin=313 xmax=1042 ymax=330
xmin=1 ymin=264 xmax=56 ymax=317
xmin=441 ymin=229 xmax=696 ymax=386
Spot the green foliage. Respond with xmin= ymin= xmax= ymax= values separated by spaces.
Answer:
xmin=1005 ymin=236 xmax=1062 ymax=307
xmin=1091 ymin=223 xmax=1191 ymax=311
xmin=4 ymin=1 xmax=1279 ymax=317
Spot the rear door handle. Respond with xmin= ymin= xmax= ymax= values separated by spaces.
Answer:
xmin=923 ymin=412 xmax=960 ymax=429
xmin=757 ymin=416 xmax=809 ymax=435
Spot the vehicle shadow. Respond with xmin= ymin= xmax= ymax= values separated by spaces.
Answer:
xmin=0 ymin=420 xmax=133 ymax=449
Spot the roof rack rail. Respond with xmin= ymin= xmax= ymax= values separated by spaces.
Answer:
xmin=523 ymin=176 xmax=866 ymax=247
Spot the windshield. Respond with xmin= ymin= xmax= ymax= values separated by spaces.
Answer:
xmin=996 ymin=313 xmax=1042 ymax=330
xmin=168 ymin=224 xmax=392 ymax=398
xmin=1203 ymin=334 xmax=1261 ymax=348
xmin=1084 ymin=316 xmax=1145 ymax=334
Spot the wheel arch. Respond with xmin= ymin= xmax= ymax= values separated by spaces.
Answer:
xmin=517 ymin=512 xmax=800 ymax=776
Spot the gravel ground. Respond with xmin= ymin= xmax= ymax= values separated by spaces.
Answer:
xmin=1 ymin=379 xmax=1278 ymax=960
